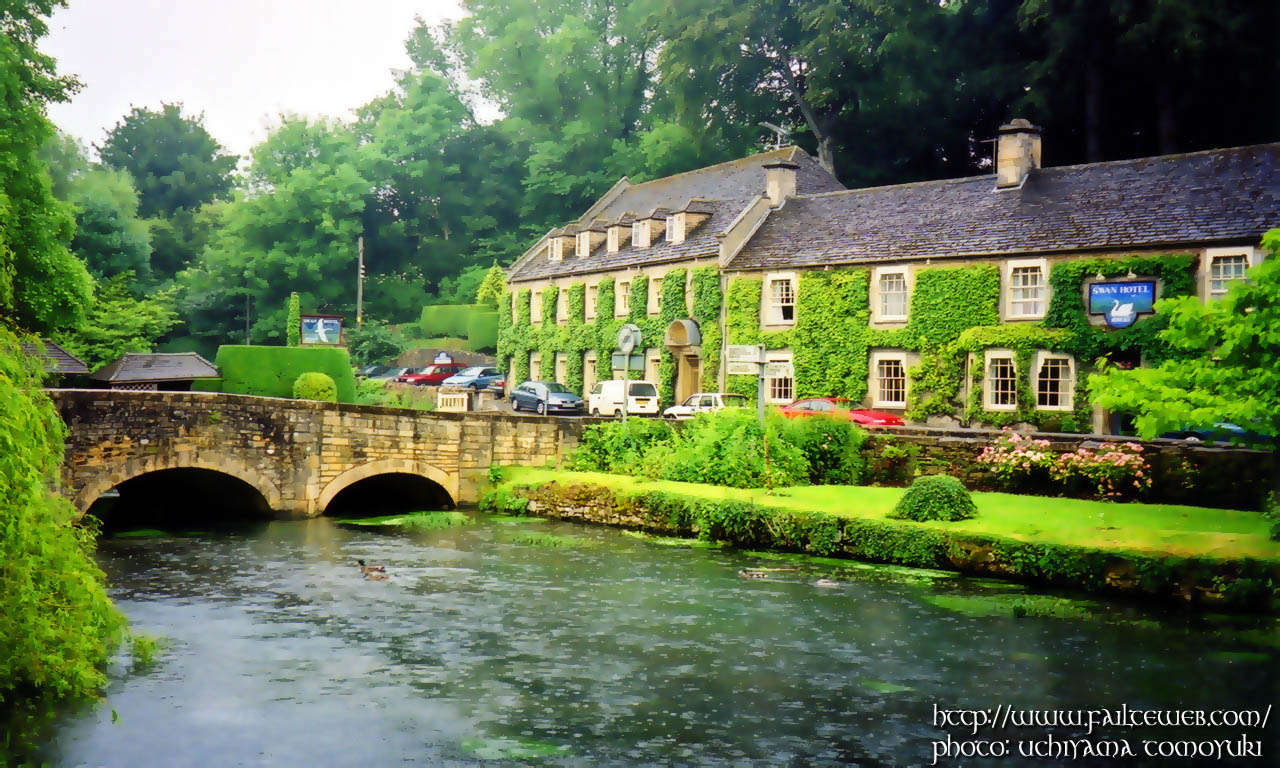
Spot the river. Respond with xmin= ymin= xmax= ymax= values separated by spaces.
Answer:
xmin=32 ymin=513 xmax=1279 ymax=767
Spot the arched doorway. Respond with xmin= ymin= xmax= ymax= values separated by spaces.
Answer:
xmin=664 ymin=319 xmax=703 ymax=402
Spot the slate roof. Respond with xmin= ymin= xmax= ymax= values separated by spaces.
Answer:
xmin=509 ymin=147 xmax=843 ymax=282
xmin=89 ymin=352 xmax=219 ymax=383
xmin=21 ymin=340 xmax=89 ymax=374
xmin=729 ymin=144 xmax=1280 ymax=270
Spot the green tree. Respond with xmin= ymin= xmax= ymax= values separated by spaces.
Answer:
xmin=0 ymin=327 xmax=124 ymax=735
xmin=1090 ymin=230 xmax=1280 ymax=498
xmin=474 ymin=262 xmax=506 ymax=308
xmin=97 ymin=102 xmax=237 ymax=218
xmin=286 ymin=291 xmax=300 ymax=346
xmin=344 ymin=318 xmax=405 ymax=366
xmin=55 ymin=273 xmax=180 ymax=368
xmin=0 ymin=0 xmax=93 ymax=333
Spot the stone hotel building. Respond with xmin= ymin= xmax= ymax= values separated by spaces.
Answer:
xmin=501 ymin=121 xmax=1280 ymax=433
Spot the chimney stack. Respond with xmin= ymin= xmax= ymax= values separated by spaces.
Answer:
xmin=763 ymin=160 xmax=799 ymax=204
xmin=995 ymin=119 xmax=1042 ymax=189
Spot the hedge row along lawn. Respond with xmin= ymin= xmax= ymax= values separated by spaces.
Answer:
xmin=494 ymin=467 xmax=1280 ymax=562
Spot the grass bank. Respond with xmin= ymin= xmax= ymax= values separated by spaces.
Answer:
xmin=484 ymin=468 xmax=1280 ymax=611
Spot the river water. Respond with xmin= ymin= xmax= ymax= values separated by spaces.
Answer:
xmin=33 ymin=514 xmax=1278 ymax=767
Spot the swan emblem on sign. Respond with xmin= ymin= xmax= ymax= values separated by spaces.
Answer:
xmin=1108 ymin=299 xmax=1135 ymax=324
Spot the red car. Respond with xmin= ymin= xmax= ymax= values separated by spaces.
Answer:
xmin=777 ymin=397 xmax=905 ymax=427
xmin=396 ymin=363 xmax=466 ymax=385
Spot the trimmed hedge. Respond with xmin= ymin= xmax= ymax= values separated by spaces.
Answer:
xmin=292 ymin=372 xmax=338 ymax=402
xmin=466 ymin=310 xmax=499 ymax=351
xmin=213 ymin=345 xmax=356 ymax=403
xmin=420 ymin=304 xmax=475 ymax=338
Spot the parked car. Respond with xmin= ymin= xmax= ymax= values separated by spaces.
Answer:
xmin=588 ymin=380 xmax=660 ymax=417
xmin=777 ymin=397 xmax=905 ymax=427
xmin=369 ymin=366 xmax=410 ymax=381
xmin=398 ymin=363 xmax=467 ymax=385
xmin=662 ymin=392 xmax=750 ymax=420
xmin=485 ymin=377 xmax=506 ymax=398
xmin=1160 ymin=422 xmax=1276 ymax=446
xmin=510 ymin=381 xmax=584 ymax=415
xmin=442 ymin=366 xmax=504 ymax=390
xmin=355 ymin=364 xmax=389 ymax=379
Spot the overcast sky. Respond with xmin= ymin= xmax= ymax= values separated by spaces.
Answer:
xmin=44 ymin=0 xmax=466 ymax=158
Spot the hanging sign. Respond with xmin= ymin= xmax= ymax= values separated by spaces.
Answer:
xmin=762 ymin=361 xmax=793 ymax=380
xmin=1087 ymin=281 xmax=1156 ymax=329
xmin=300 ymin=315 xmax=343 ymax=345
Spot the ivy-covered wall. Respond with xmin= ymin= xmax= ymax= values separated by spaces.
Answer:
xmin=498 ymin=265 xmax=723 ymax=407
xmin=722 ymin=253 xmax=1196 ymax=432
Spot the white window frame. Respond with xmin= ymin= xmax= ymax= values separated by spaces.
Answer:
xmin=555 ymin=288 xmax=567 ymax=324
xmin=1005 ymin=258 xmax=1048 ymax=320
xmin=632 ymin=221 xmax=650 ymax=249
xmin=582 ymin=352 xmax=597 ymax=396
xmin=529 ymin=352 xmax=542 ymax=382
xmin=869 ymin=350 xmax=908 ymax=408
xmin=548 ymin=238 xmax=563 ymax=262
xmin=983 ymin=348 xmax=1018 ymax=411
xmin=645 ymin=349 xmax=661 ymax=383
xmin=764 ymin=350 xmax=795 ymax=404
xmin=1032 ymin=351 xmax=1074 ymax=412
xmin=607 ymin=227 xmax=620 ymax=253
xmin=649 ymin=273 xmax=663 ymax=315
xmin=576 ymin=231 xmax=590 ymax=258
xmin=531 ymin=290 xmax=543 ymax=324
xmin=666 ymin=213 xmax=685 ymax=243
xmin=764 ymin=272 xmax=797 ymax=326
xmin=585 ymin=284 xmax=598 ymax=320
xmin=872 ymin=266 xmax=910 ymax=322
xmin=555 ymin=352 xmax=568 ymax=384
xmin=1204 ymin=246 xmax=1260 ymax=300
xmin=616 ymin=281 xmax=630 ymax=316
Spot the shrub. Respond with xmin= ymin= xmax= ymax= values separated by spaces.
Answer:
xmin=354 ymin=378 xmax=434 ymax=411
xmin=975 ymin=428 xmax=1055 ymax=489
xmin=213 ymin=345 xmax=357 ymax=402
xmin=570 ymin=418 xmax=674 ymax=474
xmin=653 ymin=410 xmax=808 ymax=488
xmin=1050 ymin=442 xmax=1151 ymax=500
xmin=889 ymin=475 xmax=978 ymax=522
xmin=776 ymin=415 xmax=867 ymax=484
xmin=286 ymin=292 xmax=300 ymax=347
xmin=292 ymin=372 xmax=337 ymax=402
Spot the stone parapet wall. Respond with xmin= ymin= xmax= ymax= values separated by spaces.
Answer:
xmin=50 ymin=390 xmax=585 ymax=518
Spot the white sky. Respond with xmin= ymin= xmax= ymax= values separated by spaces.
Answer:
xmin=44 ymin=0 xmax=466 ymax=158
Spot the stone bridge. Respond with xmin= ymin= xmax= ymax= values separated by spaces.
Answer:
xmin=50 ymin=390 xmax=584 ymax=519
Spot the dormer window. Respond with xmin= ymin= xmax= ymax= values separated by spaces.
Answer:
xmin=632 ymin=221 xmax=650 ymax=249
xmin=607 ymin=227 xmax=620 ymax=253
xmin=665 ymin=214 xmax=685 ymax=243
xmin=576 ymin=232 xmax=590 ymax=258
xmin=549 ymin=239 xmax=563 ymax=262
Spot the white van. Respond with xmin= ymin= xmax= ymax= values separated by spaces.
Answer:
xmin=588 ymin=380 xmax=660 ymax=417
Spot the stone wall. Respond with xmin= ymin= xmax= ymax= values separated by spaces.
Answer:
xmin=51 ymin=389 xmax=584 ymax=518
xmin=861 ymin=425 xmax=1271 ymax=510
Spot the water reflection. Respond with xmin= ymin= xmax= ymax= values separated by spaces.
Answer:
xmin=33 ymin=516 xmax=1280 ymax=766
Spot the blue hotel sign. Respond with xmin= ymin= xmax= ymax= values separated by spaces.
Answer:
xmin=1087 ymin=281 xmax=1156 ymax=328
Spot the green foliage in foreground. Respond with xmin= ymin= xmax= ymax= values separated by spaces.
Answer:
xmin=0 ymin=328 xmax=125 ymax=716
xmin=286 ymin=292 xmax=300 ymax=347
xmin=570 ymin=410 xmax=866 ymax=489
xmin=890 ymin=475 xmax=978 ymax=522
xmin=354 ymin=378 xmax=435 ymax=411
xmin=213 ymin=345 xmax=356 ymax=403
xmin=291 ymin=372 xmax=337 ymax=403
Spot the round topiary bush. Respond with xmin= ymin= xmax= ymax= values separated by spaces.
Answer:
xmin=889 ymin=474 xmax=978 ymax=522
xmin=292 ymin=371 xmax=338 ymax=402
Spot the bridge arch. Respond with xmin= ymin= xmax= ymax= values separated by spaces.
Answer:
xmin=317 ymin=459 xmax=458 ymax=514
xmin=73 ymin=454 xmax=284 ymax=518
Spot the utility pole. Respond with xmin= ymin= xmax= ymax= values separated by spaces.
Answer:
xmin=356 ymin=235 xmax=365 ymax=328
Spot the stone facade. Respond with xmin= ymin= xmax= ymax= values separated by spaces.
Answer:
xmin=51 ymin=389 xmax=583 ymax=519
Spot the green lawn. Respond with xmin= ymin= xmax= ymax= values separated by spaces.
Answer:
xmin=501 ymin=467 xmax=1280 ymax=562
